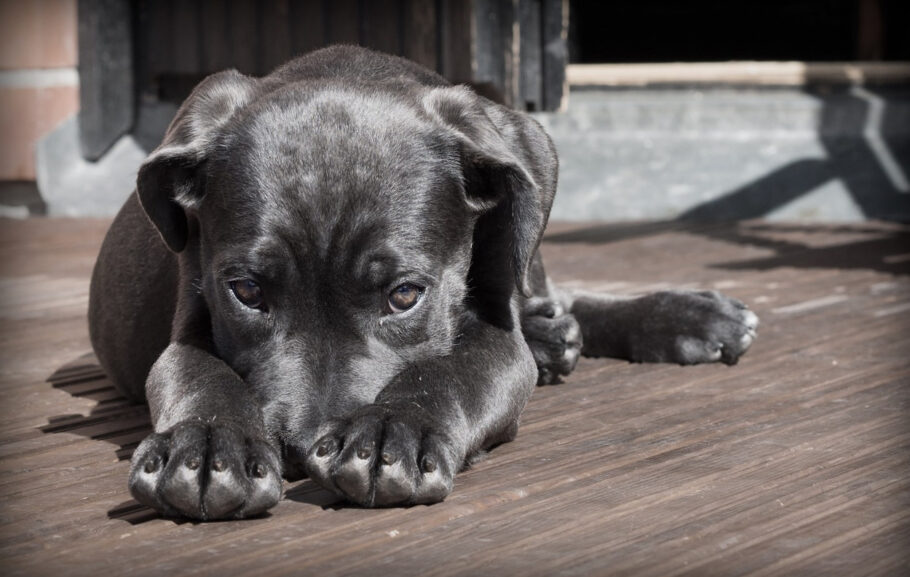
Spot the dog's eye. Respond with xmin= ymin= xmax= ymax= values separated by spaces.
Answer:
xmin=388 ymin=283 xmax=424 ymax=313
xmin=230 ymin=279 xmax=265 ymax=310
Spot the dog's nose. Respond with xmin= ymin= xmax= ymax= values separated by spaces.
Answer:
xmin=281 ymin=442 xmax=310 ymax=481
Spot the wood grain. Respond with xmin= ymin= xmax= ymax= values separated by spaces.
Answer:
xmin=0 ymin=217 xmax=908 ymax=576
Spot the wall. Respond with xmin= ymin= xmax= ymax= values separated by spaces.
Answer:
xmin=536 ymin=84 xmax=910 ymax=222
xmin=0 ymin=0 xmax=79 ymax=182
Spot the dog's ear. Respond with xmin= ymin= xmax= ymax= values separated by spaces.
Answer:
xmin=424 ymin=86 xmax=557 ymax=297
xmin=137 ymin=70 xmax=258 ymax=252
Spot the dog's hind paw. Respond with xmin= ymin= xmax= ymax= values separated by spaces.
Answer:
xmin=128 ymin=421 xmax=282 ymax=520
xmin=305 ymin=404 xmax=458 ymax=507
xmin=521 ymin=297 xmax=582 ymax=385
xmin=628 ymin=290 xmax=759 ymax=365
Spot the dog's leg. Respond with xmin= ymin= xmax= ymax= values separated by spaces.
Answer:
xmin=557 ymin=287 xmax=759 ymax=366
xmin=128 ymin=343 xmax=282 ymax=520
xmin=305 ymin=317 xmax=536 ymax=507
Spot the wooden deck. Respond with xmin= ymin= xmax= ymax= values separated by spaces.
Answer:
xmin=1 ymin=217 xmax=908 ymax=576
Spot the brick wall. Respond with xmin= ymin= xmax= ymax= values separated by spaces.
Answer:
xmin=0 ymin=0 xmax=79 ymax=181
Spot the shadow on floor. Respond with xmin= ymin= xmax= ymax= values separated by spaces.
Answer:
xmin=40 ymin=353 xmax=152 ymax=461
xmin=545 ymin=221 xmax=910 ymax=277
xmin=701 ymin=224 xmax=910 ymax=275
xmin=42 ymin=353 xmax=157 ymax=522
xmin=42 ymin=352 xmax=151 ymax=462
xmin=43 ymin=353 xmax=343 ymax=522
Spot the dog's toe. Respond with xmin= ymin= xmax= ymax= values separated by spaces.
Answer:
xmin=333 ymin=415 xmax=384 ymax=505
xmin=412 ymin=434 xmax=456 ymax=504
xmin=742 ymin=309 xmax=760 ymax=332
xmin=129 ymin=433 xmax=171 ymax=514
xmin=373 ymin=421 xmax=420 ymax=506
xmin=241 ymin=442 xmax=282 ymax=516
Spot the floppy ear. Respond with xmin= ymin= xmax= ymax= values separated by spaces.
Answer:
xmin=137 ymin=70 xmax=258 ymax=252
xmin=423 ymin=86 xmax=558 ymax=298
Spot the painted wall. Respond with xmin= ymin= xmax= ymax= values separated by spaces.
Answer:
xmin=0 ymin=0 xmax=79 ymax=181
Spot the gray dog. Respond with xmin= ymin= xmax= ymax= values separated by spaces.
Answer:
xmin=89 ymin=46 xmax=758 ymax=520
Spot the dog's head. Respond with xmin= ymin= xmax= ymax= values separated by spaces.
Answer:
xmin=136 ymin=63 xmax=556 ymax=470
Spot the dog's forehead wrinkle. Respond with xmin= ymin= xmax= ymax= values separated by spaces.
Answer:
xmin=257 ymin=190 xmax=440 ymax=276
xmin=211 ymin=91 xmax=467 ymax=265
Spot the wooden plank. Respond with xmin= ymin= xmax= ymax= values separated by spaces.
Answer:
xmin=200 ymin=0 xmax=231 ymax=73
xmin=472 ymin=0 xmax=518 ymax=107
xmin=541 ymin=0 xmax=567 ymax=111
xmin=326 ymin=0 xmax=360 ymax=45
xmin=438 ymin=0 xmax=473 ymax=84
xmin=402 ymin=0 xmax=437 ymax=71
xmin=228 ymin=0 xmax=258 ymax=75
xmin=1 ymin=219 xmax=909 ymax=575
xmin=258 ymin=0 xmax=292 ymax=74
xmin=519 ymin=0 xmax=542 ymax=111
xmin=170 ymin=0 xmax=201 ymax=75
xmin=361 ymin=0 xmax=401 ymax=56
xmin=289 ymin=0 xmax=326 ymax=57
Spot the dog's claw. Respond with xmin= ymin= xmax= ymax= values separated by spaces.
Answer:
xmin=252 ymin=462 xmax=267 ymax=479
xmin=143 ymin=457 xmax=160 ymax=474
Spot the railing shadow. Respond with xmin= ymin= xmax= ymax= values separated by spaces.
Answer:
xmin=545 ymin=220 xmax=910 ymax=277
xmin=42 ymin=352 xmax=157 ymax=522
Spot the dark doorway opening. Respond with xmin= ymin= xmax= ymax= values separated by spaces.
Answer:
xmin=569 ymin=0 xmax=910 ymax=64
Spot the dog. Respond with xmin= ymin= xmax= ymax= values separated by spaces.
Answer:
xmin=88 ymin=46 xmax=758 ymax=520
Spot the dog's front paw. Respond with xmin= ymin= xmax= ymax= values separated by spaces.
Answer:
xmin=128 ymin=421 xmax=282 ymax=520
xmin=305 ymin=404 xmax=458 ymax=507
xmin=632 ymin=290 xmax=759 ymax=365
xmin=522 ymin=297 xmax=583 ymax=385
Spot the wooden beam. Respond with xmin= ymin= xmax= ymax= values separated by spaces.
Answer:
xmin=567 ymin=61 xmax=910 ymax=87
xmin=519 ymin=0 xmax=543 ymax=111
xmin=77 ymin=0 xmax=134 ymax=161
xmin=402 ymin=0 xmax=437 ymax=70
xmin=541 ymin=0 xmax=568 ymax=111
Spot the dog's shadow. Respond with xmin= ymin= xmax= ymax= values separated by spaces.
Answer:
xmin=44 ymin=353 xmax=342 ymax=523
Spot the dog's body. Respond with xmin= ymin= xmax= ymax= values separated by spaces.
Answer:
xmin=89 ymin=46 xmax=758 ymax=519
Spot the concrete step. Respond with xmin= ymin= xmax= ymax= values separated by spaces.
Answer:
xmin=534 ymin=86 xmax=910 ymax=222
